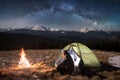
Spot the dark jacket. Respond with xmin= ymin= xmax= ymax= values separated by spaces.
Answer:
xmin=56 ymin=53 xmax=74 ymax=74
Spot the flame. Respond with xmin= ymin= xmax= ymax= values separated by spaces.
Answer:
xmin=19 ymin=48 xmax=31 ymax=67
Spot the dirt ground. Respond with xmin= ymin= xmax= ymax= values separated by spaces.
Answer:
xmin=0 ymin=49 xmax=120 ymax=80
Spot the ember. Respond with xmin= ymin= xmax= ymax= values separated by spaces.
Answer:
xmin=19 ymin=48 xmax=31 ymax=67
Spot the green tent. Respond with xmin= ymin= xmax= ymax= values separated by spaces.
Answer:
xmin=61 ymin=42 xmax=101 ymax=67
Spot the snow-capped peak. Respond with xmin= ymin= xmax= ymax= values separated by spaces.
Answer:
xmin=30 ymin=25 xmax=50 ymax=31
xmin=28 ymin=25 xmax=61 ymax=32
xmin=6 ymin=27 xmax=13 ymax=31
xmin=0 ymin=27 xmax=13 ymax=32
xmin=50 ymin=28 xmax=60 ymax=31
xmin=79 ymin=27 xmax=101 ymax=33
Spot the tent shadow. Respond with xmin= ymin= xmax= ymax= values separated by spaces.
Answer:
xmin=75 ymin=62 xmax=120 ymax=79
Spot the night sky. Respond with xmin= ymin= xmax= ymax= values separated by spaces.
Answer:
xmin=0 ymin=0 xmax=120 ymax=31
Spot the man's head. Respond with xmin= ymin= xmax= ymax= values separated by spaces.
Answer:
xmin=62 ymin=50 xmax=68 ymax=58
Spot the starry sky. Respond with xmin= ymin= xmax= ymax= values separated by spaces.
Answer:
xmin=0 ymin=0 xmax=120 ymax=31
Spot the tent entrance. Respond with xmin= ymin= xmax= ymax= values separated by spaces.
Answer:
xmin=68 ymin=48 xmax=81 ymax=67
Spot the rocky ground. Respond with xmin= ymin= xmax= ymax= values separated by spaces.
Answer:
xmin=0 ymin=49 xmax=120 ymax=80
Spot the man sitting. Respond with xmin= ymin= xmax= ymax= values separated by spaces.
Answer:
xmin=55 ymin=50 xmax=74 ymax=74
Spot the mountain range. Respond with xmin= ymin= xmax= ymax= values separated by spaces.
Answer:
xmin=0 ymin=24 xmax=106 ymax=32
xmin=0 ymin=25 xmax=120 ymax=51
xmin=0 ymin=25 xmax=120 ymax=41
xmin=0 ymin=25 xmax=60 ymax=32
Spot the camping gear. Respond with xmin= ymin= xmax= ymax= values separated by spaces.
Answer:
xmin=55 ymin=42 xmax=101 ymax=74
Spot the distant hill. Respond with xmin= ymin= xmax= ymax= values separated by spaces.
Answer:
xmin=0 ymin=26 xmax=120 ymax=51
xmin=5 ymin=28 xmax=120 ymax=42
xmin=0 ymin=32 xmax=66 ymax=50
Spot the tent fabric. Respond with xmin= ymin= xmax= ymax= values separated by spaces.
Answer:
xmin=62 ymin=42 xmax=101 ymax=67
xmin=68 ymin=48 xmax=81 ymax=67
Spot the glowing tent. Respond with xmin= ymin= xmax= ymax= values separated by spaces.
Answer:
xmin=62 ymin=42 xmax=101 ymax=67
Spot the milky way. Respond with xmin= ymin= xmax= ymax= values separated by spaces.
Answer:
xmin=0 ymin=0 xmax=120 ymax=31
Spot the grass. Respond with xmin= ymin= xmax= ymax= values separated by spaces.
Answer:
xmin=0 ymin=49 xmax=119 ymax=80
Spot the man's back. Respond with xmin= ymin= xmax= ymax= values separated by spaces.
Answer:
xmin=56 ymin=53 xmax=74 ymax=74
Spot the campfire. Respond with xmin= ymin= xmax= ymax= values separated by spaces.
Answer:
xmin=0 ymin=49 xmax=56 ymax=80
xmin=19 ymin=48 xmax=31 ymax=68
